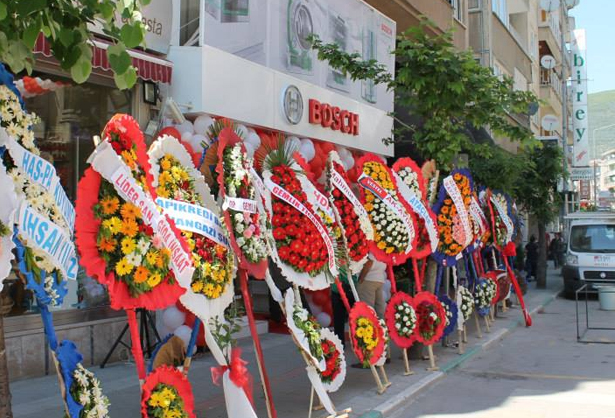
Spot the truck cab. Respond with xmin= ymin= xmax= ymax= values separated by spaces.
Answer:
xmin=562 ymin=212 xmax=615 ymax=298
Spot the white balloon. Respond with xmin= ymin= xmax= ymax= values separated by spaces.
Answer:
xmin=285 ymin=136 xmax=301 ymax=153
xmin=344 ymin=155 xmax=355 ymax=170
xmin=173 ymin=325 xmax=196 ymax=355
xmin=236 ymin=124 xmax=249 ymax=140
xmin=175 ymin=120 xmax=194 ymax=135
xmin=156 ymin=324 xmax=172 ymax=339
xmin=162 ymin=306 xmax=186 ymax=331
xmin=382 ymin=280 xmax=392 ymax=302
xmin=336 ymin=145 xmax=351 ymax=160
xmin=299 ymin=143 xmax=315 ymax=162
xmin=316 ymin=312 xmax=331 ymax=327
xmin=246 ymin=131 xmax=261 ymax=149
xmin=310 ymin=303 xmax=323 ymax=315
xmin=181 ymin=131 xmax=193 ymax=142
xmin=193 ymin=114 xmax=214 ymax=135
xmin=191 ymin=134 xmax=209 ymax=149
xmin=243 ymin=142 xmax=255 ymax=158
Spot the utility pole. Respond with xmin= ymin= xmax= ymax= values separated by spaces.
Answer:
xmin=560 ymin=1 xmax=568 ymax=215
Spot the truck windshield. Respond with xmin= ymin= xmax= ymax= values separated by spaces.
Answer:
xmin=570 ymin=225 xmax=615 ymax=253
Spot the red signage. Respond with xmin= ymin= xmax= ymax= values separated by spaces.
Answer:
xmin=308 ymin=99 xmax=359 ymax=135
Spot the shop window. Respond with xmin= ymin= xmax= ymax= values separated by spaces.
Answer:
xmin=2 ymin=73 xmax=132 ymax=317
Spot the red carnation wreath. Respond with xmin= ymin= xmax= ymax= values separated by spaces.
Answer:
xmin=317 ymin=328 xmax=346 ymax=392
xmin=326 ymin=151 xmax=373 ymax=274
xmin=141 ymin=366 xmax=196 ymax=418
xmin=413 ymin=292 xmax=446 ymax=345
xmin=263 ymin=146 xmax=336 ymax=290
xmin=216 ymin=127 xmax=269 ymax=278
xmin=392 ymin=158 xmax=439 ymax=259
xmin=384 ymin=291 xmax=418 ymax=349
xmin=75 ymin=114 xmax=185 ymax=311
xmin=349 ymin=301 xmax=386 ymax=367
xmin=484 ymin=270 xmax=502 ymax=305
xmin=357 ymin=153 xmax=417 ymax=266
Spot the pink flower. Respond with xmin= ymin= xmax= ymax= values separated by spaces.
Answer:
xmin=244 ymin=224 xmax=255 ymax=239
xmin=152 ymin=235 xmax=163 ymax=249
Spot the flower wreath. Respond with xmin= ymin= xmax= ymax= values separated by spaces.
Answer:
xmin=439 ymin=294 xmax=458 ymax=338
xmin=483 ymin=189 xmax=512 ymax=251
xmin=413 ymin=292 xmax=446 ymax=345
xmin=0 ymin=163 xmax=17 ymax=291
xmin=483 ymin=271 xmax=501 ymax=305
xmin=263 ymin=146 xmax=336 ymax=290
xmin=392 ymin=158 xmax=439 ymax=259
xmin=216 ymin=127 xmax=269 ymax=278
xmin=457 ymin=286 xmax=475 ymax=322
xmin=57 ymin=340 xmax=110 ymax=418
xmin=148 ymin=134 xmax=235 ymax=320
xmin=466 ymin=192 xmax=490 ymax=253
xmin=325 ymin=151 xmax=373 ymax=274
xmin=384 ymin=291 xmax=418 ymax=349
xmin=357 ymin=153 xmax=417 ymax=265
xmin=502 ymin=193 xmax=519 ymax=256
xmin=75 ymin=114 xmax=186 ymax=310
xmin=141 ymin=366 xmax=196 ymax=418
xmin=432 ymin=169 xmax=474 ymax=266
xmin=285 ymin=290 xmax=326 ymax=371
xmin=494 ymin=269 xmax=511 ymax=303
xmin=317 ymin=328 xmax=347 ymax=392
xmin=474 ymin=277 xmax=497 ymax=317
xmin=349 ymin=301 xmax=386 ymax=367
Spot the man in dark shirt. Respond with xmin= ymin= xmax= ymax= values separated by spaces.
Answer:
xmin=525 ymin=235 xmax=538 ymax=282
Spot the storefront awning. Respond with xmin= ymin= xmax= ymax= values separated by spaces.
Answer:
xmin=34 ymin=35 xmax=173 ymax=84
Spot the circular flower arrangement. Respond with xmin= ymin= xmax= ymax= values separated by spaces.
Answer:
xmin=326 ymin=151 xmax=373 ymax=273
xmin=413 ymin=292 xmax=446 ymax=345
xmin=317 ymin=328 xmax=346 ymax=392
xmin=57 ymin=340 xmax=109 ymax=418
xmin=285 ymin=290 xmax=326 ymax=370
xmin=142 ymin=366 xmax=195 ymax=418
xmin=0 ymin=84 xmax=39 ymax=154
xmin=439 ymin=295 xmax=458 ymax=337
xmin=216 ymin=128 xmax=268 ymax=277
xmin=76 ymin=115 xmax=184 ymax=310
xmin=357 ymin=154 xmax=416 ymax=265
xmin=495 ymin=270 xmax=511 ymax=303
xmin=384 ymin=291 xmax=417 ymax=348
xmin=264 ymin=146 xmax=334 ymax=289
xmin=375 ymin=318 xmax=390 ymax=367
xmin=393 ymin=158 xmax=439 ymax=259
xmin=457 ymin=286 xmax=475 ymax=322
xmin=475 ymin=278 xmax=498 ymax=317
xmin=432 ymin=170 xmax=474 ymax=266
xmin=149 ymin=135 xmax=234 ymax=303
xmin=485 ymin=190 xmax=512 ymax=250
xmin=349 ymin=301 xmax=386 ymax=367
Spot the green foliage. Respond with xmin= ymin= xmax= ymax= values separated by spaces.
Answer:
xmin=309 ymin=21 xmax=538 ymax=168
xmin=469 ymin=144 xmax=526 ymax=196
xmin=0 ymin=0 xmax=149 ymax=89
xmin=515 ymin=144 xmax=565 ymax=223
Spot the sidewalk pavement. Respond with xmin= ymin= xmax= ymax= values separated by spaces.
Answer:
xmin=10 ymin=269 xmax=564 ymax=418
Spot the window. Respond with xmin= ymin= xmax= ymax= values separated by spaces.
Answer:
xmin=492 ymin=0 xmax=508 ymax=27
xmin=450 ymin=0 xmax=463 ymax=22
xmin=570 ymin=225 xmax=615 ymax=253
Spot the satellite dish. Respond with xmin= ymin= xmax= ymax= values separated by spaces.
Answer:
xmin=540 ymin=55 xmax=557 ymax=69
xmin=540 ymin=0 xmax=560 ymax=12
xmin=541 ymin=114 xmax=559 ymax=131
xmin=528 ymin=102 xmax=539 ymax=116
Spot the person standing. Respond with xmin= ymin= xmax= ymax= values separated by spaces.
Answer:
xmin=525 ymin=235 xmax=538 ymax=282
xmin=357 ymin=253 xmax=387 ymax=318
xmin=549 ymin=236 xmax=559 ymax=268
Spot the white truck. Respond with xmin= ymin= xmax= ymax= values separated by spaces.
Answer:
xmin=562 ymin=212 xmax=615 ymax=298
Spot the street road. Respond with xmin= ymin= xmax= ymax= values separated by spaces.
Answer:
xmin=391 ymin=296 xmax=615 ymax=418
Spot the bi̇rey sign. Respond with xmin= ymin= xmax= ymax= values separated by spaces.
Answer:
xmin=571 ymin=29 xmax=589 ymax=167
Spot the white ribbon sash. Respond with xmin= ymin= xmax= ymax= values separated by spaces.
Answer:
xmin=393 ymin=171 xmax=439 ymax=252
xmin=17 ymin=202 xmax=78 ymax=280
xmin=222 ymin=196 xmax=258 ymax=214
xmin=443 ymin=175 xmax=472 ymax=248
xmin=330 ymin=169 xmax=370 ymax=221
xmin=0 ymin=130 xmax=75 ymax=233
xmin=88 ymin=141 xmax=194 ymax=284
xmin=491 ymin=195 xmax=514 ymax=243
xmin=156 ymin=197 xmax=229 ymax=247
xmin=357 ymin=172 xmax=414 ymax=253
xmin=265 ymin=177 xmax=337 ymax=275
xmin=469 ymin=196 xmax=488 ymax=237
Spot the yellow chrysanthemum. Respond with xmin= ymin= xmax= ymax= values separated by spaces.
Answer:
xmin=115 ymin=257 xmax=134 ymax=276
xmin=102 ymin=217 xmax=122 ymax=235
xmin=191 ymin=280 xmax=204 ymax=292
xmin=146 ymin=250 xmax=159 ymax=265
xmin=100 ymin=196 xmax=120 ymax=215
xmin=147 ymin=273 xmax=162 ymax=288
xmin=121 ymin=202 xmax=141 ymax=220
xmin=160 ymin=157 xmax=171 ymax=171
xmin=121 ymin=237 xmax=136 ymax=254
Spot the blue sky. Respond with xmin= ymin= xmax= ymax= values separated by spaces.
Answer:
xmin=572 ymin=1 xmax=615 ymax=94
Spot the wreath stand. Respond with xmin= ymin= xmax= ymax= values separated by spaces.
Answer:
xmin=100 ymin=308 xmax=160 ymax=370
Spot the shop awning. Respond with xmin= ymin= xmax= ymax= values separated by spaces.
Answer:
xmin=34 ymin=35 xmax=173 ymax=84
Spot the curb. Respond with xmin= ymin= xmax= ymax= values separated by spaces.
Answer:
xmin=357 ymin=287 xmax=562 ymax=418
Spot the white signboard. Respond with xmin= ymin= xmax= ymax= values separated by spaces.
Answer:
xmin=200 ymin=0 xmax=396 ymax=113
xmin=570 ymin=166 xmax=593 ymax=181
xmin=571 ymin=29 xmax=589 ymax=167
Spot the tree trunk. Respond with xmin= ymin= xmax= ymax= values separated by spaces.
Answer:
xmin=536 ymin=222 xmax=547 ymax=289
xmin=0 ymin=314 xmax=12 ymax=418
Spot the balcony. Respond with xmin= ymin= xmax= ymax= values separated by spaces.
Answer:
xmin=491 ymin=14 xmax=532 ymax=81
xmin=540 ymin=68 xmax=563 ymax=102
xmin=539 ymin=10 xmax=562 ymax=59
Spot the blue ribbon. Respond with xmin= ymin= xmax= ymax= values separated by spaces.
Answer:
xmin=0 ymin=62 xmax=24 ymax=108
xmin=439 ymin=294 xmax=458 ymax=338
xmin=434 ymin=263 xmax=443 ymax=295
xmin=56 ymin=340 xmax=85 ymax=418
xmin=186 ymin=317 xmax=201 ymax=358
xmin=40 ymin=304 xmax=58 ymax=351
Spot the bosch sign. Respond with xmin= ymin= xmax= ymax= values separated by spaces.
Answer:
xmin=308 ymin=99 xmax=359 ymax=136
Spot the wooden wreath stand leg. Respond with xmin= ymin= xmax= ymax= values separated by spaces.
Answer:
xmin=473 ymin=311 xmax=483 ymax=339
xmin=483 ymin=313 xmax=491 ymax=333
xmin=370 ymin=364 xmax=387 ymax=395
xmin=402 ymin=348 xmax=414 ymax=375
xmin=463 ymin=323 xmax=468 ymax=343
xmin=426 ymin=344 xmax=439 ymax=371
xmin=239 ymin=269 xmax=277 ymax=418
xmin=307 ymin=385 xmax=351 ymax=418
xmin=378 ymin=364 xmax=391 ymax=389
xmin=457 ymin=329 xmax=465 ymax=355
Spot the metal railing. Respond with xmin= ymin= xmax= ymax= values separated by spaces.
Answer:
xmin=540 ymin=68 xmax=563 ymax=101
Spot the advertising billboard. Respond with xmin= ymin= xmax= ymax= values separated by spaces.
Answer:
xmin=571 ymin=29 xmax=589 ymax=167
